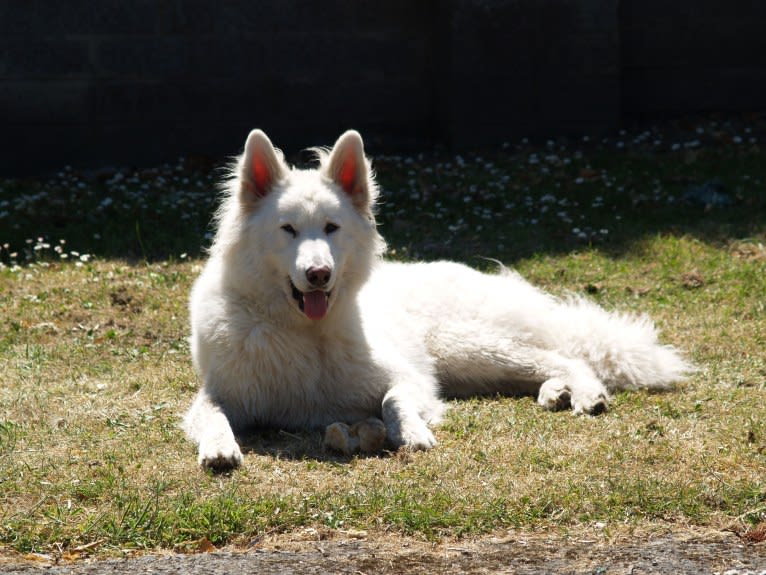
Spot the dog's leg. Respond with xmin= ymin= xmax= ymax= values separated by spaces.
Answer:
xmin=382 ymin=381 xmax=443 ymax=450
xmin=437 ymin=337 xmax=610 ymax=415
xmin=523 ymin=350 xmax=610 ymax=415
xmin=534 ymin=362 xmax=608 ymax=416
xmin=183 ymin=389 xmax=243 ymax=470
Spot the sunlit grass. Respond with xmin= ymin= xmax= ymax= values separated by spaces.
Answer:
xmin=1 ymin=117 xmax=765 ymax=558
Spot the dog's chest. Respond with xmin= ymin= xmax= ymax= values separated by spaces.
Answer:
xmin=239 ymin=323 xmax=384 ymax=425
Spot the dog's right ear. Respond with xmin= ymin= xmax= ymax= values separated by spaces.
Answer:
xmin=239 ymin=129 xmax=286 ymax=207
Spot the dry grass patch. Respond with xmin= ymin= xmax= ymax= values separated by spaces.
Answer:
xmin=1 ymin=235 xmax=765 ymax=558
xmin=1 ymin=119 xmax=765 ymax=557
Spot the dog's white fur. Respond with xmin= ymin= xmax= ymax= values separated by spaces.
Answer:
xmin=183 ymin=129 xmax=690 ymax=469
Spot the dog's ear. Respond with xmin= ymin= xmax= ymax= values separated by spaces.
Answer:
xmin=325 ymin=130 xmax=372 ymax=211
xmin=239 ymin=129 xmax=286 ymax=207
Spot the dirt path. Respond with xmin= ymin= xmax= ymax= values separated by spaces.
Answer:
xmin=2 ymin=530 xmax=765 ymax=575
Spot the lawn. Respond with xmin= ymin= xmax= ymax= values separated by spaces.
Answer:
xmin=1 ymin=116 xmax=765 ymax=560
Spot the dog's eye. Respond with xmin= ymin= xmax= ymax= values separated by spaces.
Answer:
xmin=324 ymin=223 xmax=339 ymax=235
xmin=280 ymin=224 xmax=297 ymax=237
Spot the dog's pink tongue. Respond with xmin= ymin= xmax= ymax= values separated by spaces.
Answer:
xmin=303 ymin=291 xmax=328 ymax=320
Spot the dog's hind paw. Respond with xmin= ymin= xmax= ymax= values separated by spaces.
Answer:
xmin=354 ymin=418 xmax=387 ymax=453
xmin=571 ymin=393 xmax=609 ymax=416
xmin=538 ymin=378 xmax=609 ymax=416
xmin=324 ymin=418 xmax=387 ymax=455
xmin=324 ymin=422 xmax=359 ymax=455
xmin=198 ymin=438 xmax=243 ymax=471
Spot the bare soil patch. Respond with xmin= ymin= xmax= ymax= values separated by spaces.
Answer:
xmin=2 ymin=530 xmax=765 ymax=575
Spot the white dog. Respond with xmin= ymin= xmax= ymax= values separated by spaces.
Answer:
xmin=183 ymin=129 xmax=690 ymax=470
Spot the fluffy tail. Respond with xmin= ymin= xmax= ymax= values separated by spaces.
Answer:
xmin=553 ymin=297 xmax=693 ymax=392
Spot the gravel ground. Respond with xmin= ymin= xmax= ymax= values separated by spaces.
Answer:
xmin=2 ymin=531 xmax=765 ymax=575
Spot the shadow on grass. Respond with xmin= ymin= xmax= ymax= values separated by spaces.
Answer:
xmin=2 ymin=130 xmax=764 ymax=267
xmin=373 ymin=147 xmax=766 ymax=265
xmin=390 ymin=200 xmax=766 ymax=267
xmin=236 ymin=428 xmax=391 ymax=464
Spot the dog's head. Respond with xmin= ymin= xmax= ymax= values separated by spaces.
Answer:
xmin=212 ymin=130 xmax=385 ymax=323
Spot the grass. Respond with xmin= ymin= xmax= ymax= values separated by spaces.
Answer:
xmin=1 ymin=115 xmax=766 ymax=559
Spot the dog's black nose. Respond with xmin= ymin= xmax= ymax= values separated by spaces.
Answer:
xmin=306 ymin=266 xmax=332 ymax=288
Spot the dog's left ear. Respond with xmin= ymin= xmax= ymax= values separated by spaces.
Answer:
xmin=325 ymin=130 xmax=373 ymax=211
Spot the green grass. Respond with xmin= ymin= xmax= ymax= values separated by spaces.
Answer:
xmin=1 ymin=117 xmax=766 ymax=558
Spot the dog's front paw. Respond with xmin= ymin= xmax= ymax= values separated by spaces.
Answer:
xmin=537 ymin=378 xmax=571 ymax=411
xmin=198 ymin=436 xmax=243 ymax=471
xmin=387 ymin=419 xmax=437 ymax=451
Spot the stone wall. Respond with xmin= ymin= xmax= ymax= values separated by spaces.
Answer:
xmin=620 ymin=0 xmax=766 ymax=119
xmin=1 ymin=1 xmax=763 ymax=174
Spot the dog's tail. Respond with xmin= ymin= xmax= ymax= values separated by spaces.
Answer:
xmin=553 ymin=296 xmax=693 ymax=392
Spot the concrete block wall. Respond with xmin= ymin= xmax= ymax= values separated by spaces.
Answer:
xmin=1 ymin=1 xmax=438 ymax=173
xmin=620 ymin=0 xmax=766 ymax=119
xmin=1 ymin=1 xmax=764 ymax=174
xmin=439 ymin=0 xmax=620 ymax=147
